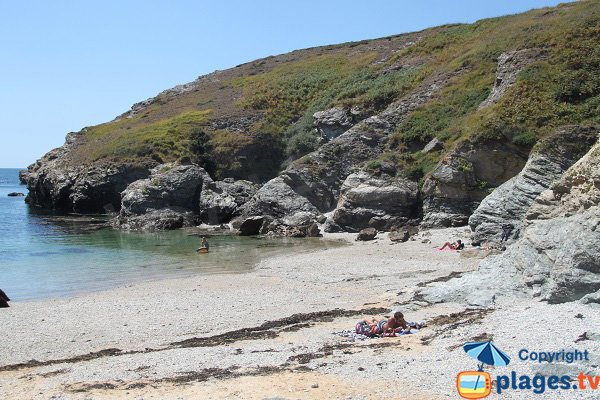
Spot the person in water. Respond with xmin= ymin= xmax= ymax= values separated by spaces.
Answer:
xmin=439 ymin=239 xmax=464 ymax=250
xmin=200 ymin=237 xmax=209 ymax=250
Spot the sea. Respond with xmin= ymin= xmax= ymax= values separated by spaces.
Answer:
xmin=0 ymin=168 xmax=337 ymax=301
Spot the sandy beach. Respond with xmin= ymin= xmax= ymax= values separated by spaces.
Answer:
xmin=1 ymin=227 xmax=598 ymax=399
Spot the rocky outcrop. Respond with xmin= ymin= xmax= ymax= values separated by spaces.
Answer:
xmin=198 ymin=178 xmax=257 ymax=224
xmin=23 ymin=131 xmax=153 ymax=213
xmin=238 ymin=216 xmax=265 ymax=236
xmin=422 ymin=141 xmax=528 ymax=227
xmin=313 ymin=107 xmax=355 ymax=142
xmin=114 ymin=164 xmax=210 ymax=230
xmin=420 ymin=135 xmax=600 ymax=306
xmin=331 ymin=171 xmax=419 ymax=232
xmin=237 ymin=72 xmax=458 ymax=233
xmin=478 ymin=48 xmax=547 ymax=110
xmin=469 ymin=126 xmax=598 ymax=244
xmin=18 ymin=170 xmax=28 ymax=184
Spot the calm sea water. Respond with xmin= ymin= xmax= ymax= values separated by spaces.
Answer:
xmin=0 ymin=168 xmax=338 ymax=301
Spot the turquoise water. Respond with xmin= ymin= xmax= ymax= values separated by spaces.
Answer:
xmin=0 ymin=168 xmax=338 ymax=301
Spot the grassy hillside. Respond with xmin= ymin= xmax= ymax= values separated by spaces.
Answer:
xmin=67 ymin=0 xmax=600 ymax=182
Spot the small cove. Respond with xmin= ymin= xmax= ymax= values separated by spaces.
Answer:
xmin=0 ymin=168 xmax=342 ymax=301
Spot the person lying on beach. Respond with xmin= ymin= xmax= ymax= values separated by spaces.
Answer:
xmin=439 ymin=239 xmax=464 ymax=251
xmin=356 ymin=311 xmax=411 ymax=337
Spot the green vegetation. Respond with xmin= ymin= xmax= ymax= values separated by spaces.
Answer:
xmin=188 ymin=128 xmax=216 ymax=175
xmin=85 ymin=110 xmax=212 ymax=163
xmin=379 ymin=1 xmax=600 ymax=182
xmin=69 ymin=0 xmax=600 ymax=184
xmin=234 ymin=53 xmax=422 ymax=159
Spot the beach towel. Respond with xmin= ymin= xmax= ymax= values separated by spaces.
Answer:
xmin=353 ymin=321 xmax=425 ymax=338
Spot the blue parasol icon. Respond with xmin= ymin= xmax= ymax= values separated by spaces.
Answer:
xmin=463 ymin=341 xmax=511 ymax=371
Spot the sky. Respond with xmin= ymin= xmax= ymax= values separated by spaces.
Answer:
xmin=0 ymin=0 xmax=571 ymax=168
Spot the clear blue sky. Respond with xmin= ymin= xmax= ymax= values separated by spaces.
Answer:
xmin=0 ymin=0 xmax=570 ymax=168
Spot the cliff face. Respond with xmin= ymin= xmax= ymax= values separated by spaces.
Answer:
xmin=420 ymin=133 xmax=600 ymax=305
xmin=468 ymin=126 xmax=598 ymax=244
xmin=23 ymin=1 xmax=600 ymax=238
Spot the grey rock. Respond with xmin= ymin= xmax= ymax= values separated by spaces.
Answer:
xmin=262 ymin=212 xmax=322 ymax=238
xmin=469 ymin=126 xmax=598 ymax=244
xmin=313 ymin=107 xmax=354 ymax=142
xmin=389 ymin=229 xmax=410 ymax=242
xmin=199 ymin=178 xmax=257 ymax=224
xmin=356 ymin=227 xmax=378 ymax=241
xmin=208 ymin=114 xmax=263 ymax=134
xmin=116 ymin=208 xmax=194 ymax=231
xmin=238 ymin=216 xmax=265 ymax=236
xmin=581 ymin=291 xmax=600 ymax=305
xmin=421 ymin=138 xmax=443 ymax=153
xmin=421 ymin=134 xmax=600 ymax=305
xmin=422 ymin=141 xmax=528 ymax=228
xmin=115 ymin=163 xmax=210 ymax=230
xmin=322 ymin=218 xmax=344 ymax=233
xmin=237 ymin=176 xmax=321 ymax=220
xmin=23 ymin=130 xmax=153 ymax=213
xmin=18 ymin=169 xmax=29 ymax=184
xmin=332 ymin=171 xmax=418 ymax=232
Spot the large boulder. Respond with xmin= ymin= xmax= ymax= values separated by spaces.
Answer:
xmin=469 ymin=126 xmax=598 ymax=244
xmin=420 ymin=134 xmax=600 ymax=306
xmin=422 ymin=141 xmax=528 ymax=228
xmin=238 ymin=216 xmax=265 ymax=236
xmin=198 ymin=178 xmax=257 ymax=224
xmin=115 ymin=163 xmax=211 ymax=230
xmin=356 ymin=227 xmax=378 ymax=241
xmin=331 ymin=171 xmax=419 ymax=232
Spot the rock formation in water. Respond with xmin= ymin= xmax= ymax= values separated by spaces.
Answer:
xmin=114 ymin=164 xmax=209 ymax=230
xmin=199 ymin=178 xmax=257 ymax=225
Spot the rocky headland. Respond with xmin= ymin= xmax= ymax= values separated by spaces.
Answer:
xmin=18 ymin=1 xmax=600 ymax=310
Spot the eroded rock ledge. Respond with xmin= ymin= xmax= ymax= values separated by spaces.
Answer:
xmin=420 ymin=131 xmax=600 ymax=306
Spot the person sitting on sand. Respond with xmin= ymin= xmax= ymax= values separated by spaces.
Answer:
xmin=357 ymin=311 xmax=410 ymax=336
xmin=439 ymin=239 xmax=464 ymax=251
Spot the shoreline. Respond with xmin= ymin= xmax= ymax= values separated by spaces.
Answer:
xmin=1 ymin=228 xmax=598 ymax=399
